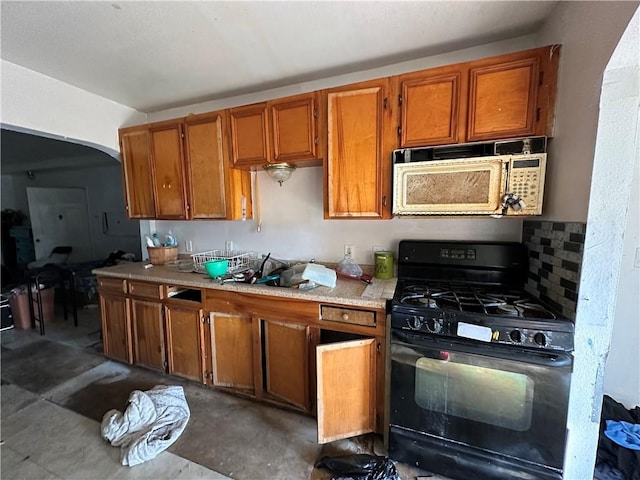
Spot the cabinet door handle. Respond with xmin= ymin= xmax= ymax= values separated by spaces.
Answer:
xmin=341 ymin=313 xmax=349 ymax=322
xmin=121 ymin=280 xmax=127 ymax=294
xmin=382 ymin=196 xmax=387 ymax=207
xmin=377 ymin=342 xmax=381 ymax=354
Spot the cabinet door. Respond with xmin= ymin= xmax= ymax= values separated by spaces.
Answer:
xmin=119 ymin=125 xmax=155 ymax=218
xmin=150 ymin=120 xmax=188 ymax=219
xmin=99 ymin=293 xmax=132 ymax=364
xmin=230 ymin=103 xmax=271 ymax=168
xmin=398 ymin=66 xmax=466 ymax=147
xmin=131 ymin=299 xmax=166 ymax=371
xmin=467 ymin=53 xmax=540 ymax=142
xmin=326 ymin=78 xmax=394 ymax=219
xmin=207 ymin=312 xmax=255 ymax=392
xmin=317 ymin=338 xmax=376 ymax=443
xmin=165 ymin=306 xmax=205 ymax=382
xmin=184 ymin=112 xmax=229 ymax=219
xmin=262 ymin=319 xmax=311 ymax=412
xmin=269 ymin=92 xmax=320 ymax=165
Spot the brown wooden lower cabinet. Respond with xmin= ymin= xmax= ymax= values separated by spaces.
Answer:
xmin=261 ymin=318 xmax=311 ymax=412
xmin=99 ymin=292 xmax=132 ymax=364
xmin=131 ymin=298 xmax=166 ymax=371
xmin=206 ymin=311 xmax=255 ymax=392
xmin=165 ymin=305 xmax=205 ymax=382
xmin=98 ymin=277 xmax=386 ymax=443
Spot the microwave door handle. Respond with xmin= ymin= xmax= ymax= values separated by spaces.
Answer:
xmin=501 ymin=160 xmax=510 ymax=215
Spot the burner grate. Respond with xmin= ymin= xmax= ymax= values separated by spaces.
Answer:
xmin=396 ymin=282 xmax=556 ymax=319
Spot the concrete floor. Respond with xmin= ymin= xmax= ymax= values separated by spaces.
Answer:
xmin=0 ymin=303 xmax=441 ymax=480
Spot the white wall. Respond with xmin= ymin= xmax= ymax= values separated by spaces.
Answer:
xmin=560 ymin=7 xmax=639 ymax=480
xmin=604 ymin=150 xmax=640 ymax=408
xmin=153 ymin=167 xmax=522 ymax=266
xmin=603 ymin=7 xmax=640 ymax=410
xmin=1 ymin=164 xmax=142 ymax=261
xmin=0 ymin=60 xmax=146 ymax=154
xmin=536 ymin=1 xmax=639 ymax=222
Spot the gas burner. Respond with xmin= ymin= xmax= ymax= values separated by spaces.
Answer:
xmin=396 ymin=282 xmax=558 ymax=319
xmin=496 ymin=301 xmax=556 ymax=319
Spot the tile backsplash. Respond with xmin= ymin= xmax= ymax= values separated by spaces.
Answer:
xmin=522 ymin=221 xmax=586 ymax=320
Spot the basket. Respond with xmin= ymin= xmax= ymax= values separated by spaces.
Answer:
xmin=147 ymin=246 xmax=179 ymax=265
xmin=191 ymin=250 xmax=252 ymax=274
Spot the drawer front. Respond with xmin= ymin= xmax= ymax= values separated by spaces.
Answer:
xmin=320 ymin=306 xmax=376 ymax=327
xmin=98 ymin=277 xmax=128 ymax=294
xmin=128 ymin=281 xmax=164 ymax=300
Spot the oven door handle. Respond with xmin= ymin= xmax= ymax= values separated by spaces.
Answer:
xmin=392 ymin=330 xmax=573 ymax=368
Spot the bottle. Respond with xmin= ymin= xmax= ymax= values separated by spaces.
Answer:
xmin=152 ymin=233 xmax=161 ymax=247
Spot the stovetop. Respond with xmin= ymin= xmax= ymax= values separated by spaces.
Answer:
xmin=395 ymin=281 xmax=557 ymax=319
xmin=391 ymin=240 xmax=574 ymax=352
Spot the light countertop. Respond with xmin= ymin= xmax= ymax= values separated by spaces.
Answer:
xmin=93 ymin=262 xmax=396 ymax=310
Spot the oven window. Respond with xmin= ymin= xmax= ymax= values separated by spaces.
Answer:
xmin=415 ymin=357 xmax=534 ymax=431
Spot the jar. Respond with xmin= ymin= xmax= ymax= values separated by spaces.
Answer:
xmin=374 ymin=251 xmax=394 ymax=279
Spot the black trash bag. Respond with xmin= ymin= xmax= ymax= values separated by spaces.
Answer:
xmin=315 ymin=454 xmax=400 ymax=480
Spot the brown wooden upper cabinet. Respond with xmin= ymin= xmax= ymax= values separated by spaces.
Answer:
xmin=229 ymin=103 xmax=271 ymax=168
xmin=119 ymin=125 xmax=156 ymax=218
xmin=184 ymin=111 xmax=252 ymax=220
xmin=230 ymin=92 xmax=322 ymax=169
xmin=396 ymin=45 xmax=560 ymax=147
xmin=325 ymin=78 xmax=395 ymax=219
xmin=269 ymin=92 xmax=322 ymax=166
xmin=397 ymin=64 xmax=467 ymax=148
xmin=118 ymin=113 xmax=252 ymax=221
xmin=149 ymin=119 xmax=189 ymax=219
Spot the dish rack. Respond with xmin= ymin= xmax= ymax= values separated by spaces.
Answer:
xmin=191 ymin=250 xmax=253 ymax=274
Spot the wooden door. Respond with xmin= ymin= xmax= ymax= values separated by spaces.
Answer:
xmin=398 ymin=65 xmax=467 ymax=147
xmin=262 ymin=319 xmax=310 ymax=412
xmin=269 ymin=92 xmax=320 ymax=165
xmin=207 ymin=312 xmax=255 ymax=392
xmin=467 ymin=50 xmax=540 ymax=142
xmin=150 ymin=119 xmax=188 ymax=218
xmin=229 ymin=103 xmax=271 ymax=168
xmin=99 ymin=293 xmax=132 ymax=364
xmin=184 ymin=112 xmax=228 ymax=219
xmin=119 ymin=125 xmax=155 ymax=218
xmin=317 ymin=338 xmax=376 ymax=443
xmin=165 ymin=306 xmax=205 ymax=382
xmin=325 ymin=78 xmax=394 ymax=219
xmin=131 ymin=299 xmax=166 ymax=371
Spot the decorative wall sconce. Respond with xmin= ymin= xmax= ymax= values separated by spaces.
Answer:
xmin=263 ymin=163 xmax=296 ymax=186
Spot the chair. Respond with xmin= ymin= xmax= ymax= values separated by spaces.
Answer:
xmin=26 ymin=247 xmax=77 ymax=335
xmin=27 ymin=246 xmax=72 ymax=270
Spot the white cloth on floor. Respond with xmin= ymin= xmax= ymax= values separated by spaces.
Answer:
xmin=100 ymin=385 xmax=190 ymax=466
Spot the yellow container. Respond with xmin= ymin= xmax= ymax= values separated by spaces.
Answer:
xmin=374 ymin=251 xmax=394 ymax=279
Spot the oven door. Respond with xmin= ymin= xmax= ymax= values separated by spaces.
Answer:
xmin=390 ymin=329 xmax=572 ymax=478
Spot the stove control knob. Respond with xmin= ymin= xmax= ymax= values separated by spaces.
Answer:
xmin=509 ymin=329 xmax=523 ymax=343
xmin=534 ymin=332 xmax=547 ymax=347
xmin=426 ymin=318 xmax=441 ymax=333
xmin=411 ymin=316 xmax=423 ymax=330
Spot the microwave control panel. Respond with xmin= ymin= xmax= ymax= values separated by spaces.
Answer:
xmin=506 ymin=155 xmax=547 ymax=215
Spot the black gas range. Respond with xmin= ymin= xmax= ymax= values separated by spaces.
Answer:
xmin=388 ymin=240 xmax=574 ymax=480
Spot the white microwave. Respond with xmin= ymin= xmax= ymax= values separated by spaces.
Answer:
xmin=392 ymin=153 xmax=547 ymax=217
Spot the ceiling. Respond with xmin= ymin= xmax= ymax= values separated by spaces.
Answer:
xmin=0 ymin=1 xmax=558 ymax=172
